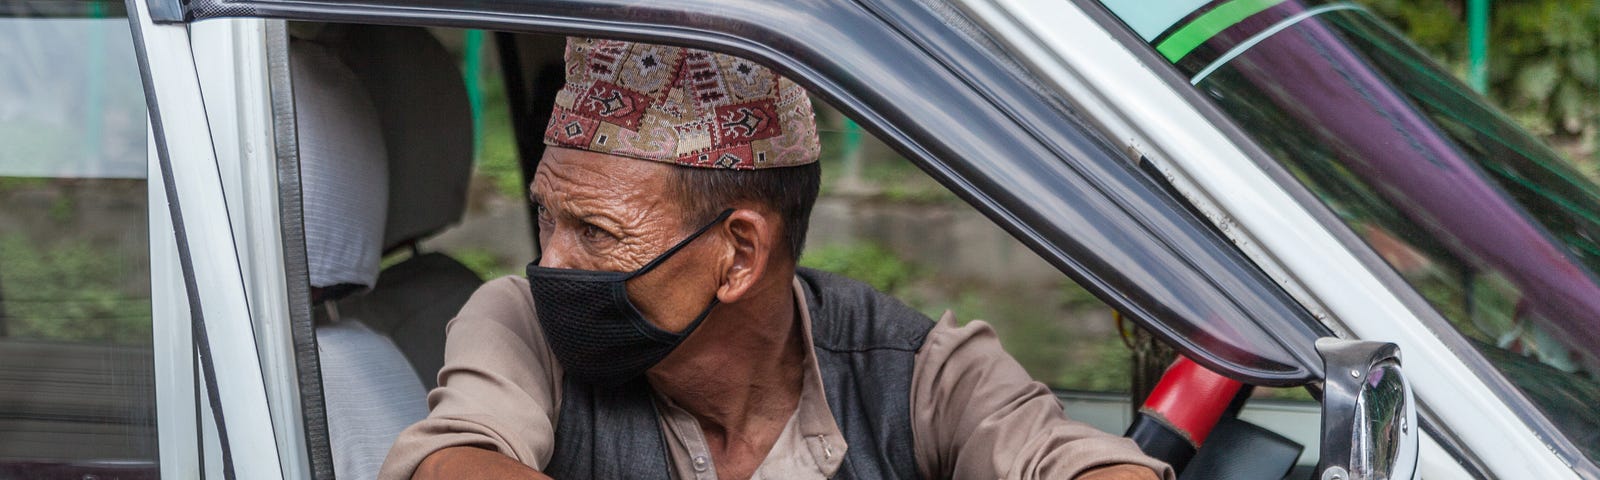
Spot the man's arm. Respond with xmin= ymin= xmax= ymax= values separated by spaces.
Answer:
xmin=414 ymin=446 xmax=553 ymax=480
xmin=379 ymin=277 xmax=564 ymax=480
xmin=1078 ymin=464 xmax=1162 ymax=480
xmin=909 ymin=314 xmax=1174 ymax=480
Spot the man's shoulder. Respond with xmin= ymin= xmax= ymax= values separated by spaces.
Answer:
xmin=797 ymin=267 xmax=934 ymax=352
xmin=447 ymin=275 xmax=538 ymax=338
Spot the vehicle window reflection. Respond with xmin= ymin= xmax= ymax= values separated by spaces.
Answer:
xmin=1192 ymin=7 xmax=1600 ymax=459
xmin=0 ymin=9 xmax=159 ymax=476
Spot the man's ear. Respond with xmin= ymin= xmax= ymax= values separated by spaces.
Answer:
xmin=716 ymin=208 xmax=775 ymax=303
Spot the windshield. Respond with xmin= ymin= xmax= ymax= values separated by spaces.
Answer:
xmin=1097 ymin=0 xmax=1600 ymax=459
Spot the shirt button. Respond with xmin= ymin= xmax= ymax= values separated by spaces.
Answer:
xmin=692 ymin=455 xmax=709 ymax=472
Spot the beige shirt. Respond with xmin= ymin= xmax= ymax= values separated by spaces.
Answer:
xmin=379 ymin=276 xmax=1174 ymax=480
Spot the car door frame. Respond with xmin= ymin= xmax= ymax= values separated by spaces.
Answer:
xmin=126 ymin=0 xmax=289 ymax=478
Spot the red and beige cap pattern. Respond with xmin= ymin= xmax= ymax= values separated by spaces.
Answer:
xmin=543 ymin=37 xmax=820 ymax=169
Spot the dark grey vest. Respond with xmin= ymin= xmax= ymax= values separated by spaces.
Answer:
xmin=544 ymin=268 xmax=933 ymax=479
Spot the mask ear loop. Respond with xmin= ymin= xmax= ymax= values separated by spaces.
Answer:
xmin=526 ymin=208 xmax=734 ymax=272
xmin=624 ymin=208 xmax=734 ymax=340
xmin=624 ymin=208 xmax=736 ymax=280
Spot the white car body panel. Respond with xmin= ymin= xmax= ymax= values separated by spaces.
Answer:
xmin=150 ymin=124 xmax=202 ymax=478
xmin=127 ymin=0 xmax=287 ymax=477
xmin=191 ymin=18 xmax=311 ymax=479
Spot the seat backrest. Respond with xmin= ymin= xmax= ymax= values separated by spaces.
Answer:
xmin=293 ymin=33 xmax=428 ymax=480
xmin=320 ymin=24 xmax=482 ymax=390
xmin=314 ymin=320 xmax=430 ymax=479
xmin=293 ymin=23 xmax=484 ymax=480
xmin=294 ymin=23 xmax=489 ymax=480
xmin=331 ymin=24 xmax=474 ymax=252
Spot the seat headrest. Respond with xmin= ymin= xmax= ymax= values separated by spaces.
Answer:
xmin=291 ymin=38 xmax=389 ymax=290
xmin=329 ymin=25 xmax=474 ymax=251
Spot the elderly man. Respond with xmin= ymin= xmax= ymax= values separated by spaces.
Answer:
xmin=380 ymin=38 xmax=1173 ymax=480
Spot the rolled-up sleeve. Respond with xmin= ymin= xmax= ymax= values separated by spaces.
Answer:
xmin=910 ymin=313 xmax=1175 ymax=479
xmin=378 ymin=276 xmax=563 ymax=480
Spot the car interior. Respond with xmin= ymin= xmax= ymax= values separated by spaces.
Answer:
xmin=287 ymin=23 xmax=482 ymax=478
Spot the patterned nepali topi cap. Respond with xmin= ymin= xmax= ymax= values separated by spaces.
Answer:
xmin=543 ymin=37 xmax=821 ymax=169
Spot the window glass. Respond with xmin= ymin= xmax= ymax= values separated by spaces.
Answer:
xmin=0 ymin=7 xmax=159 ymax=476
xmin=802 ymin=102 xmax=1132 ymax=393
xmin=1183 ymin=4 xmax=1600 ymax=459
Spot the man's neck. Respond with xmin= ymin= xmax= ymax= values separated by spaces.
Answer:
xmin=646 ymin=273 xmax=808 ymax=437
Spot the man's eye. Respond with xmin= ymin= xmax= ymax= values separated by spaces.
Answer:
xmin=581 ymin=223 xmax=608 ymax=240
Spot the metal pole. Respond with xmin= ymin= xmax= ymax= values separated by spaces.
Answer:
xmin=839 ymin=117 xmax=866 ymax=192
xmin=86 ymin=2 xmax=108 ymax=168
xmin=464 ymin=30 xmax=486 ymax=158
xmin=1468 ymin=0 xmax=1489 ymax=93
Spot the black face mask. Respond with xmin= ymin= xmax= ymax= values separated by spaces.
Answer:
xmin=526 ymin=209 xmax=734 ymax=388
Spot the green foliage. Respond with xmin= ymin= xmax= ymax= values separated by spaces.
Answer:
xmin=450 ymin=247 xmax=522 ymax=280
xmin=799 ymin=242 xmax=916 ymax=294
xmin=0 ymin=234 xmax=151 ymax=344
xmin=1059 ymin=278 xmax=1105 ymax=311
xmin=0 ymin=177 xmax=49 ymax=192
xmin=1049 ymin=338 xmax=1133 ymax=393
xmin=475 ymin=69 xmax=527 ymax=199
xmin=945 ymin=288 xmax=1130 ymax=393
xmin=1357 ymin=0 xmax=1600 ymax=139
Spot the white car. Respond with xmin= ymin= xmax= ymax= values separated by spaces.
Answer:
xmin=2 ymin=0 xmax=1596 ymax=478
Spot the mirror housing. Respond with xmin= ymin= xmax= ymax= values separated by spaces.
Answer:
xmin=1315 ymin=338 xmax=1419 ymax=480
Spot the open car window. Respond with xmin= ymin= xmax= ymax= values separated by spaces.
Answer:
xmin=440 ymin=30 xmax=1140 ymax=396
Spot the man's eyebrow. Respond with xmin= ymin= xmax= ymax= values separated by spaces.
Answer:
xmin=529 ymin=191 xmax=544 ymax=205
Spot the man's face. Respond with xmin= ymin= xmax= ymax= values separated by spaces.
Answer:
xmin=530 ymin=146 xmax=722 ymax=333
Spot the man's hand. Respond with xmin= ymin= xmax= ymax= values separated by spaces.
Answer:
xmin=413 ymin=446 xmax=553 ymax=480
xmin=1076 ymin=463 xmax=1162 ymax=480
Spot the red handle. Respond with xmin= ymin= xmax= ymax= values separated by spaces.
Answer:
xmin=1140 ymin=356 xmax=1243 ymax=446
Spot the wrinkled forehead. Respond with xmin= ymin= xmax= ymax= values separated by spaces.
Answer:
xmin=532 ymin=147 xmax=678 ymax=211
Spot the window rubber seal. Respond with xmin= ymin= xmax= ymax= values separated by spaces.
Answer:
xmin=265 ymin=19 xmax=335 ymax=480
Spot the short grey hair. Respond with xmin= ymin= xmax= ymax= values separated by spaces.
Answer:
xmin=669 ymin=162 xmax=822 ymax=261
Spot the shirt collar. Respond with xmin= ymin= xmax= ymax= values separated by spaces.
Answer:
xmin=790 ymin=276 xmax=848 ymax=477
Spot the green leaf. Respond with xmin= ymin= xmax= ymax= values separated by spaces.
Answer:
xmin=1515 ymin=59 xmax=1562 ymax=102
xmin=1552 ymin=82 xmax=1588 ymax=134
xmin=1569 ymin=53 xmax=1599 ymax=84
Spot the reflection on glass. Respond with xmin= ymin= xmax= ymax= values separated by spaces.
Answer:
xmin=1192 ymin=3 xmax=1600 ymax=460
xmin=0 ymin=11 xmax=159 ymax=476
xmin=1352 ymin=362 xmax=1406 ymax=479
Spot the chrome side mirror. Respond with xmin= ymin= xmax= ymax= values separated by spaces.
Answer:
xmin=1315 ymin=338 xmax=1419 ymax=480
